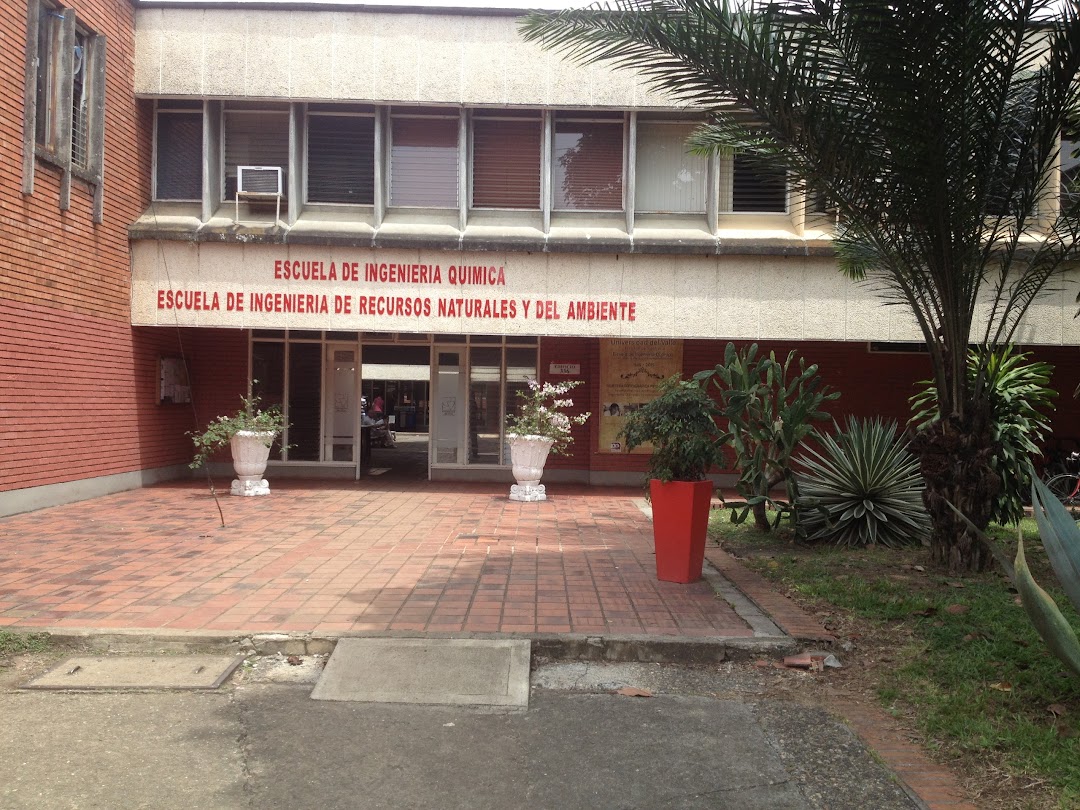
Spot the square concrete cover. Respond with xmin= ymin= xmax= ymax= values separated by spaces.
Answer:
xmin=311 ymin=638 xmax=530 ymax=707
xmin=22 ymin=655 xmax=242 ymax=690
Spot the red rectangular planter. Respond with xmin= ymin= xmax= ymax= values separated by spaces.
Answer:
xmin=649 ymin=479 xmax=714 ymax=583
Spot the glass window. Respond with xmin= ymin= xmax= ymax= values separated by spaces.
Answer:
xmin=307 ymin=114 xmax=375 ymax=205
xmin=502 ymin=348 xmax=538 ymax=464
xmin=554 ymin=119 xmax=624 ymax=210
xmin=69 ymin=29 xmax=91 ymax=170
xmin=252 ymin=342 xmax=286 ymax=460
xmin=468 ymin=347 xmax=502 ymax=465
xmin=635 ymin=122 xmax=707 ymax=213
xmin=223 ymin=110 xmax=289 ymax=202
xmin=472 ymin=116 xmax=542 ymax=209
xmin=155 ymin=111 xmax=203 ymax=201
xmin=732 ymin=155 xmax=786 ymax=213
xmin=390 ymin=116 xmax=459 ymax=207
xmin=1062 ymin=137 xmax=1079 ymax=205
xmin=30 ymin=3 xmax=104 ymax=179
xmin=287 ymin=343 xmax=322 ymax=461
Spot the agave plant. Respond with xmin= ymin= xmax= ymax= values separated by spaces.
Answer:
xmin=951 ymin=479 xmax=1080 ymax=678
xmin=795 ymin=418 xmax=930 ymax=547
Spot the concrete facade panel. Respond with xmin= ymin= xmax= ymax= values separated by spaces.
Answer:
xmin=370 ymin=14 xmax=424 ymax=103
xmin=288 ymin=13 xmax=337 ymax=100
xmin=715 ymin=260 xmax=762 ymax=338
xmin=245 ymin=15 xmax=292 ymax=97
xmin=124 ymin=242 xmax=1020 ymax=342
xmin=136 ymin=8 xmax=673 ymax=109
xmin=757 ymin=258 xmax=806 ymax=340
xmin=157 ymin=9 xmax=206 ymax=96
xmin=133 ymin=7 xmax=164 ymax=94
xmin=329 ymin=14 xmax=377 ymax=100
xmin=203 ymin=11 xmax=248 ymax=97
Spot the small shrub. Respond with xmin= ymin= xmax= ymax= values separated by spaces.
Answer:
xmin=620 ymin=376 xmax=724 ymax=482
xmin=504 ymin=379 xmax=590 ymax=455
xmin=796 ymin=417 xmax=930 ymax=547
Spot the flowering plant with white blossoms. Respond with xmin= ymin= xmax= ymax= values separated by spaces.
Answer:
xmin=505 ymin=379 xmax=591 ymax=455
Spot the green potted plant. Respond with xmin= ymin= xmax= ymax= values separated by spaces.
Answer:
xmin=620 ymin=376 xmax=725 ymax=583
xmin=504 ymin=379 xmax=591 ymax=501
xmin=189 ymin=392 xmax=286 ymax=496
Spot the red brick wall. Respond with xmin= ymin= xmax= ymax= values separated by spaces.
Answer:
xmin=0 ymin=0 xmax=188 ymax=494
xmin=540 ymin=338 xmax=1080 ymax=476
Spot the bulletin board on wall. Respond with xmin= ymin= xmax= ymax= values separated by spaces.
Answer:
xmin=158 ymin=356 xmax=192 ymax=404
xmin=598 ymin=338 xmax=683 ymax=453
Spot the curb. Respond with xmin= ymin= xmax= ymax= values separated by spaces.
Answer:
xmin=705 ymin=548 xmax=837 ymax=642
xmin=15 ymin=627 xmax=798 ymax=664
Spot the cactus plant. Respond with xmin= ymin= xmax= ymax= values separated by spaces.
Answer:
xmin=694 ymin=343 xmax=838 ymax=531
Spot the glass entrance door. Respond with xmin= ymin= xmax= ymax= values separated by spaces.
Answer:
xmin=431 ymin=347 xmax=466 ymax=465
xmin=324 ymin=344 xmax=359 ymax=462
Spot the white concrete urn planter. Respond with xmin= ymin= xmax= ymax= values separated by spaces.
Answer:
xmin=229 ymin=430 xmax=276 ymax=496
xmin=508 ymin=434 xmax=554 ymax=502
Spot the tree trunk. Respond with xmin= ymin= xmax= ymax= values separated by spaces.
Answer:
xmin=752 ymin=500 xmax=770 ymax=531
xmin=910 ymin=410 xmax=999 ymax=574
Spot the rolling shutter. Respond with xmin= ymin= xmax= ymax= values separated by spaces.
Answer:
xmin=155 ymin=112 xmax=202 ymax=200
xmin=390 ymin=117 xmax=459 ymax=208
xmin=307 ymin=115 xmax=375 ymax=205
xmin=553 ymin=121 xmax=623 ymax=210
xmin=472 ymin=119 xmax=541 ymax=209
xmin=732 ymin=155 xmax=787 ymax=213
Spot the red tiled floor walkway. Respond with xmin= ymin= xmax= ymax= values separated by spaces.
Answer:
xmin=0 ymin=480 xmax=754 ymax=638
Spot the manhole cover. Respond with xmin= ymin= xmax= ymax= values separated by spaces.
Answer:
xmin=311 ymin=638 xmax=530 ymax=707
xmin=22 ymin=655 xmax=242 ymax=690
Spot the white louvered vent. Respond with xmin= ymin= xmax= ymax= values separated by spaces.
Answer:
xmin=237 ymin=166 xmax=283 ymax=196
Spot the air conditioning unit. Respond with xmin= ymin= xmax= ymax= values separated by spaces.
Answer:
xmin=237 ymin=166 xmax=283 ymax=196
xmin=235 ymin=165 xmax=284 ymax=224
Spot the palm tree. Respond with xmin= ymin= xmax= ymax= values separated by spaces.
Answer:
xmin=521 ymin=0 xmax=1080 ymax=572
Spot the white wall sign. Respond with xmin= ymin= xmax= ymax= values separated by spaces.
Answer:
xmin=128 ymin=241 xmax=1079 ymax=344
xmin=549 ymin=363 xmax=581 ymax=375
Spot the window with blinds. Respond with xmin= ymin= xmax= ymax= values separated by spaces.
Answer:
xmin=732 ymin=154 xmax=787 ymax=213
xmin=1063 ymin=137 xmax=1080 ymax=205
xmin=155 ymin=111 xmax=203 ymax=201
xmin=472 ymin=117 xmax=541 ymax=209
xmin=635 ymin=122 xmax=707 ymax=213
xmin=223 ymin=110 xmax=289 ymax=201
xmin=554 ymin=119 xmax=624 ymax=210
xmin=390 ymin=116 xmax=459 ymax=208
xmin=307 ymin=114 xmax=375 ymax=205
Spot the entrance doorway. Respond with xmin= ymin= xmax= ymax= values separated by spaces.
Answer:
xmin=249 ymin=331 xmax=538 ymax=479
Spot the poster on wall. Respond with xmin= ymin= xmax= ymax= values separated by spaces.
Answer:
xmin=599 ymin=338 xmax=683 ymax=453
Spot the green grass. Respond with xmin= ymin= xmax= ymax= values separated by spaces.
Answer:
xmin=710 ymin=510 xmax=1080 ymax=807
xmin=0 ymin=630 xmax=51 ymax=657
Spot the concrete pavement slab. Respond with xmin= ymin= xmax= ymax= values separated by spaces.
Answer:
xmin=243 ymin=686 xmax=825 ymax=810
xmin=0 ymin=691 xmax=245 ymax=810
xmin=311 ymin=637 xmax=531 ymax=707
xmin=22 ymin=654 xmax=242 ymax=690
xmin=0 ymin=656 xmax=926 ymax=810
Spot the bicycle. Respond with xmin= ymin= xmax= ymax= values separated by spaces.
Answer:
xmin=1043 ymin=451 xmax=1080 ymax=506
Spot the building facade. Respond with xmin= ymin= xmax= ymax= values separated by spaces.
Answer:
xmin=0 ymin=0 xmax=204 ymax=517
xmin=3 ymin=0 xmax=1080 ymax=515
